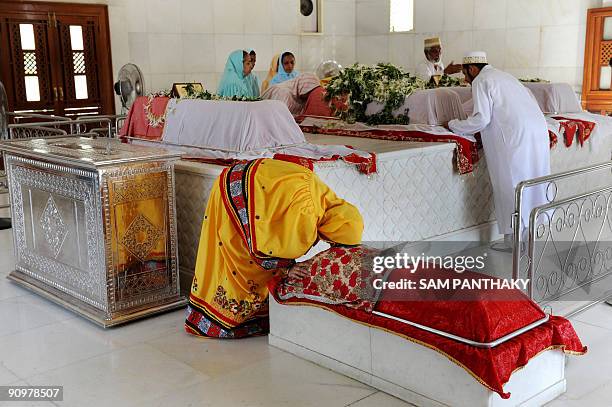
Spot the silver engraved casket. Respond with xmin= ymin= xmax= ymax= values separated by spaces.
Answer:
xmin=0 ymin=137 xmax=186 ymax=327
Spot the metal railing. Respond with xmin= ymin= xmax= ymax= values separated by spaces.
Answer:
xmin=8 ymin=124 xmax=69 ymax=139
xmin=0 ymin=111 xmax=125 ymax=215
xmin=512 ymin=160 xmax=612 ymax=316
xmin=9 ymin=112 xmax=71 ymax=124
xmin=76 ymin=114 xmax=126 ymax=137
xmin=2 ymin=112 xmax=126 ymax=140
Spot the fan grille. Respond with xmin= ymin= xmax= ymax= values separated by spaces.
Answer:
xmin=116 ymin=63 xmax=145 ymax=111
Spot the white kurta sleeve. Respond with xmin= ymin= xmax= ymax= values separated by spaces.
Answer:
xmin=416 ymin=62 xmax=431 ymax=81
xmin=448 ymin=79 xmax=492 ymax=136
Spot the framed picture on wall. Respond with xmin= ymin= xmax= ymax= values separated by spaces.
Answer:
xmin=301 ymin=0 xmax=322 ymax=34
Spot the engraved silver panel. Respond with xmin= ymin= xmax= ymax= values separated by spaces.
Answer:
xmin=39 ymin=195 xmax=68 ymax=258
xmin=6 ymin=155 xmax=107 ymax=309
xmin=2 ymin=139 xmax=184 ymax=326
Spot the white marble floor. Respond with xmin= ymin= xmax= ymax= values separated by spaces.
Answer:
xmin=0 ymin=227 xmax=611 ymax=407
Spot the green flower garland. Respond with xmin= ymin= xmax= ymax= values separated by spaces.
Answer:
xmin=182 ymin=83 xmax=261 ymax=101
xmin=324 ymin=63 xmax=466 ymax=125
xmin=143 ymin=87 xmax=260 ymax=128
xmin=519 ymin=78 xmax=550 ymax=83
xmin=324 ymin=63 xmax=426 ymax=125
xmin=426 ymin=74 xmax=463 ymax=89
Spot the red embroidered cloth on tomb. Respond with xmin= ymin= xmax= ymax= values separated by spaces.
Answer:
xmin=269 ymin=266 xmax=587 ymax=399
xmin=299 ymin=122 xmax=479 ymax=175
xmin=552 ymin=116 xmax=596 ymax=148
xmin=119 ymin=96 xmax=169 ymax=141
xmin=182 ymin=152 xmax=377 ymax=175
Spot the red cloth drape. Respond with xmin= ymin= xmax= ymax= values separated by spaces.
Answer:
xmin=119 ymin=96 xmax=169 ymax=141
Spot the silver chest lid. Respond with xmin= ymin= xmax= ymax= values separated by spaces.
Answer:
xmin=0 ymin=137 xmax=182 ymax=169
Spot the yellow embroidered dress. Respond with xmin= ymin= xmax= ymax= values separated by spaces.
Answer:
xmin=185 ymin=159 xmax=363 ymax=338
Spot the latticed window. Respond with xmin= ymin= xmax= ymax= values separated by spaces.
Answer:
xmin=19 ymin=24 xmax=40 ymax=101
xmin=69 ymin=25 xmax=88 ymax=99
xmin=0 ymin=2 xmax=114 ymax=116
xmin=389 ymin=0 xmax=414 ymax=33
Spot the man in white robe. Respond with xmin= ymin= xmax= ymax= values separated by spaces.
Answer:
xmin=448 ymin=52 xmax=550 ymax=250
xmin=416 ymin=37 xmax=462 ymax=83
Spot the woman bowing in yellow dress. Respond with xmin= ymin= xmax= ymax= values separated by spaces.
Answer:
xmin=185 ymin=158 xmax=363 ymax=338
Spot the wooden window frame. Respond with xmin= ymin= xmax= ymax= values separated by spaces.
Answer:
xmin=0 ymin=0 xmax=115 ymax=115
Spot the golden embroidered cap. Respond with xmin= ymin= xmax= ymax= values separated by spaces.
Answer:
xmin=463 ymin=51 xmax=488 ymax=64
xmin=424 ymin=37 xmax=441 ymax=49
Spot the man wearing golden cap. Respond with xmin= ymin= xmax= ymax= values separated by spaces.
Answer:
xmin=448 ymin=52 xmax=550 ymax=252
xmin=416 ymin=37 xmax=462 ymax=83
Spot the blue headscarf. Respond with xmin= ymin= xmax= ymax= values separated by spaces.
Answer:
xmin=217 ymin=50 xmax=257 ymax=98
xmin=270 ymin=51 xmax=299 ymax=86
xmin=244 ymin=48 xmax=261 ymax=97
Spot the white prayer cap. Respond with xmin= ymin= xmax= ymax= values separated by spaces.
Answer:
xmin=424 ymin=37 xmax=441 ymax=49
xmin=463 ymin=51 xmax=487 ymax=64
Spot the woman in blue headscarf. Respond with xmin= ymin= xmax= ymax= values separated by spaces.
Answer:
xmin=217 ymin=50 xmax=257 ymax=98
xmin=245 ymin=49 xmax=261 ymax=97
xmin=269 ymin=51 xmax=299 ymax=86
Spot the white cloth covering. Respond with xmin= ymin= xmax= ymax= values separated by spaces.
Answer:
xmin=162 ymin=99 xmax=304 ymax=151
xmin=449 ymin=65 xmax=551 ymax=235
xmin=366 ymin=88 xmax=468 ymax=126
xmin=416 ymin=59 xmax=445 ymax=82
xmin=160 ymin=98 xmax=369 ymax=160
xmin=459 ymin=83 xmax=582 ymax=116
xmin=521 ymin=83 xmax=582 ymax=114
xmin=446 ymin=86 xmax=475 ymax=116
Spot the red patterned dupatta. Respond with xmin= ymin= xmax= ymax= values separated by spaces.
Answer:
xmin=219 ymin=159 xmax=296 ymax=270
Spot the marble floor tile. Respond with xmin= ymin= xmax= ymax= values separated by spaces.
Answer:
xmin=26 ymin=344 xmax=209 ymax=407
xmin=81 ymin=308 xmax=187 ymax=348
xmin=0 ymin=295 xmax=75 ymax=339
xmin=146 ymin=331 xmax=283 ymax=379
xmin=559 ymin=320 xmax=612 ymax=401
xmin=574 ymin=303 xmax=612 ymax=330
xmin=0 ymin=278 xmax=30 ymax=301
xmin=0 ymin=364 xmax=19 ymax=385
xmin=0 ymin=317 xmax=127 ymax=379
xmin=347 ymin=391 xmax=415 ymax=406
xmin=136 ymin=351 xmax=375 ymax=407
